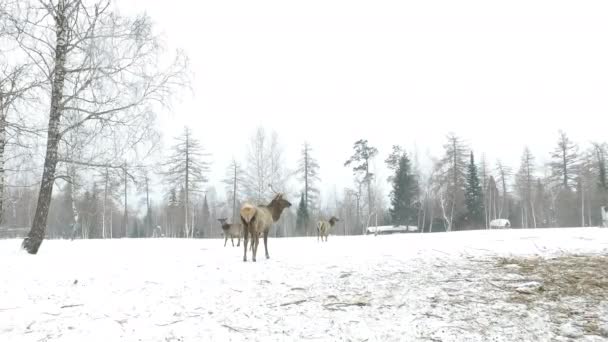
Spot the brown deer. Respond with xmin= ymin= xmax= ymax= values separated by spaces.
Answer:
xmin=240 ymin=192 xmax=291 ymax=262
xmin=218 ymin=218 xmax=242 ymax=247
xmin=317 ymin=216 xmax=339 ymax=242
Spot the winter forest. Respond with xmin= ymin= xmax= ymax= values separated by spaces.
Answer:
xmin=1 ymin=1 xmax=608 ymax=249
xmin=2 ymin=1 xmax=608 ymax=341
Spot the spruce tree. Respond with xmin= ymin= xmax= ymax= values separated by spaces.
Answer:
xmin=386 ymin=146 xmax=419 ymax=227
xmin=296 ymin=193 xmax=309 ymax=235
xmin=465 ymin=152 xmax=485 ymax=227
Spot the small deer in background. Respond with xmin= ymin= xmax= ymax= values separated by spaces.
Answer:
xmin=317 ymin=216 xmax=339 ymax=242
xmin=218 ymin=218 xmax=242 ymax=247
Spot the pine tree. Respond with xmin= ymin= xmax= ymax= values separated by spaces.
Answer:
xmin=550 ymin=130 xmax=579 ymax=190
xmin=162 ymin=127 xmax=210 ymax=238
xmin=296 ymin=193 xmax=309 ymax=235
xmin=296 ymin=142 xmax=320 ymax=234
xmin=465 ymin=152 xmax=485 ymax=227
xmin=200 ymin=195 xmax=210 ymax=238
xmin=386 ymin=146 xmax=419 ymax=227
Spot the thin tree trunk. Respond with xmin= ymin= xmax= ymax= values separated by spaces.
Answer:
xmin=22 ymin=2 xmax=68 ymax=254
xmin=232 ymin=163 xmax=237 ymax=222
xmin=102 ymin=168 xmax=108 ymax=238
xmin=145 ymin=175 xmax=151 ymax=236
xmin=185 ymin=133 xmax=189 ymax=238
xmin=581 ymin=182 xmax=585 ymax=227
xmin=123 ymin=163 xmax=128 ymax=238
xmin=304 ymin=146 xmax=308 ymax=236
xmin=530 ymin=199 xmax=537 ymax=228
xmin=0 ymin=101 xmax=6 ymax=226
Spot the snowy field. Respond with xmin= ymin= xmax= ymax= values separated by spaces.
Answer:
xmin=1 ymin=228 xmax=608 ymax=342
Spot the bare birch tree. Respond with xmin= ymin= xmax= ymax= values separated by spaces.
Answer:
xmin=6 ymin=0 xmax=187 ymax=253
xmin=244 ymin=126 xmax=288 ymax=203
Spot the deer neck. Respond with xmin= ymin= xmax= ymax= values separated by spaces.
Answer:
xmin=266 ymin=203 xmax=284 ymax=222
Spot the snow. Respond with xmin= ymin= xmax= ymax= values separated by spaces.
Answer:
xmin=1 ymin=227 xmax=607 ymax=341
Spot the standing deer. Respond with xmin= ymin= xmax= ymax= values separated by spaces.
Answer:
xmin=240 ymin=192 xmax=291 ymax=262
xmin=317 ymin=216 xmax=339 ymax=242
xmin=218 ymin=218 xmax=242 ymax=247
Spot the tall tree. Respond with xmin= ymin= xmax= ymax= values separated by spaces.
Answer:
xmin=344 ymin=139 xmax=378 ymax=224
xmin=495 ymin=160 xmax=512 ymax=219
xmin=12 ymin=0 xmax=187 ymax=254
xmin=223 ymin=158 xmax=244 ymax=222
xmin=516 ymin=147 xmax=537 ymax=228
xmin=295 ymin=193 xmax=309 ymax=235
xmin=486 ymin=175 xmax=499 ymax=226
xmin=550 ymin=130 xmax=579 ymax=190
xmin=464 ymin=152 xmax=484 ymax=228
xmin=296 ymin=142 xmax=320 ymax=234
xmin=244 ymin=127 xmax=288 ymax=203
xmin=162 ymin=127 xmax=210 ymax=238
xmin=200 ymin=194 xmax=210 ymax=238
xmin=549 ymin=131 xmax=579 ymax=227
xmin=436 ymin=133 xmax=468 ymax=231
xmin=385 ymin=145 xmax=419 ymax=227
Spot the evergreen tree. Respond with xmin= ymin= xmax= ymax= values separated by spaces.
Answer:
xmin=200 ymin=195 xmax=210 ymax=238
xmin=550 ymin=130 xmax=579 ymax=190
xmin=296 ymin=193 xmax=309 ymax=235
xmin=296 ymin=142 xmax=320 ymax=234
xmin=386 ymin=146 xmax=419 ymax=227
xmin=437 ymin=133 xmax=469 ymax=231
xmin=465 ymin=152 xmax=485 ymax=227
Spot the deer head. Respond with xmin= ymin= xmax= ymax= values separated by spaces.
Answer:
xmin=267 ymin=193 xmax=292 ymax=222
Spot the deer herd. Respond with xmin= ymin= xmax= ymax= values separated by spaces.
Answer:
xmin=217 ymin=188 xmax=340 ymax=262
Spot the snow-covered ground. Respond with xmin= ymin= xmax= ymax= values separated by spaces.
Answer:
xmin=1 ymin=228 xmax=607 ymax=341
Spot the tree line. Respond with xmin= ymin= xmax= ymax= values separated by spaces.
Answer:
xmin=1 ymin=2 xmax=607 ymax=254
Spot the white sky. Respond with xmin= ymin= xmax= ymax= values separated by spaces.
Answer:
xmin=120 ymin=0 xmax=608 ymax=207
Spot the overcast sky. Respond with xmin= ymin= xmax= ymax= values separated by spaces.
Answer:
xmin=120 ymin=0 xmax=608 ymax=207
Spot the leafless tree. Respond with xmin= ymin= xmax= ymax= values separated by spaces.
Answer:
xmin=244 ymin=127 xmax=288 ymax=203
xmin=162 ymin=126 xmax=210 ymax=238
xmin=516 ymin=147 xmax=537 ymax=228
xmin=495 ymin=160 xmax=512 ymax=219
xmin=6 ymin=0 xmax=187 ymax=253
xmin=223 ymin=158 xmax=244 ymax=222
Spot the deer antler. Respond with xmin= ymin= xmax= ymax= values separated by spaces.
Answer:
xmin=268 ymin=184 xmax=282 ymax=197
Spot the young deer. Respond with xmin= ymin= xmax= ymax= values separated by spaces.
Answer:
xmin=218 ymin=218 xmax=242 ymax=247
xmin=317 ymin=216 xmax=339 ymax=242
xmin=240 ymin=193 xmax=291 ymax=262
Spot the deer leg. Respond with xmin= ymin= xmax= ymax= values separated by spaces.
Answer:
xmin=242 ymin=229 xmax=248 ymax=262
xmin=231 ymin=236 xmax=235 ymax=247
xmin=237 ymin=234 xmax=241 ymax=247
xmin=224 ymin=235 xmax=228 ymax=247
xmin=263 ymin=230 xmax=269 ymax=259
xmin=252 ymin=232 xmax=258 ymax=262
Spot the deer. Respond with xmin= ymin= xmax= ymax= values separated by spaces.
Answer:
xmin=218 ymin=218 xmax=242 ymax=247
xmin=240 ymin=187 xmax=291 ymax=262
xmin=317 ymin=216 xmax=339 ymax=242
